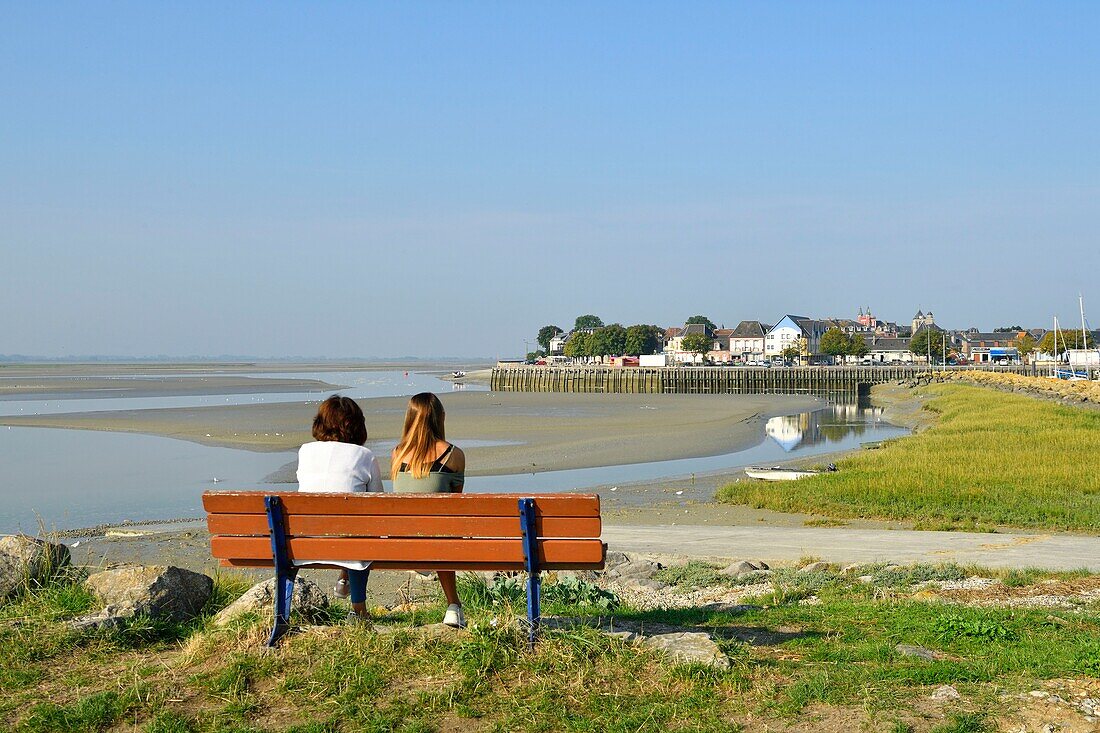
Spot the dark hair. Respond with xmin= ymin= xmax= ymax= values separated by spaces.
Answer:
xmin=312 ymin=395 xmax=368 ymax=445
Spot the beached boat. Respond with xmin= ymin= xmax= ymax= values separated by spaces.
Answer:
xmin=745 ymin=464 xmax=836 ymax=481
xmin=451 ymin=371 xmax=467 ymax=379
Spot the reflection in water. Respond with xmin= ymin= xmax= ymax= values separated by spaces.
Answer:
xmin=765 ymin=401 xmax=883 ymax=452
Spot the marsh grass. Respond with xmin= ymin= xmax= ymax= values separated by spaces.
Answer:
xmin=717 ymin=385 xmax=1100 ymax=530
xmin=4 ymin=564 xmax=1100 ymax=731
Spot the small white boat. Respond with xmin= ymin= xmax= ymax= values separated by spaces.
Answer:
xmin=745 ymin=464 xmax=836 ymax=481
xmin=451 ymin=371 xmax=467 ymax=379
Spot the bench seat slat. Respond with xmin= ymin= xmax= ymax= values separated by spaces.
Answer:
xmin=202 ymin=492 xmax=600 ymax=518
xmin=210 ymin=536 xmax=605 ymax=565
xmin=218 ymin=559 xmax=605 ymax=571
xmin=206 ymin=513 xmax=601 ymax=539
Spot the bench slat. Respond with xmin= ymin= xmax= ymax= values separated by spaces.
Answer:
xmin=218 ymin=558 xmax=605 ymax=571
xmin=210 ymin=536 xmax=605 ymax=565
xmin=202 ymin=491 xmax=600 ymax=518
xmin=207 ymin=513 xmax=601 ymax=539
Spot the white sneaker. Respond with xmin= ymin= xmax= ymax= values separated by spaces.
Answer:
xmin=443 ymin=604 xmax=466 ymax=628
xmin=333 ymin=578 xmax=349 ymax=599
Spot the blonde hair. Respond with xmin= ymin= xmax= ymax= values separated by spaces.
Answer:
xmin=392 ymin=392 xmax=446 ymax=479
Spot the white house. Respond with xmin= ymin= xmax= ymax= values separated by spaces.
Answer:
xmin=729 ymin=320 xmax=767 ymax=362
xmin=764 ymin=316 xmax=827 ymax=360
xmin=548 ymin=332 xmax=569 ymax=355
xmin=866 ymin=337 xmax=915 ymax=364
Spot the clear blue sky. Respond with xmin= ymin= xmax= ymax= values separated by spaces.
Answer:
xmin=2 ymin=2 xmax=1097 ymax=358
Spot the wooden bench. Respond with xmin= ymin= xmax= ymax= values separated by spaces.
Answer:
xmin=202 ymin=491 xmax=606 ymax=646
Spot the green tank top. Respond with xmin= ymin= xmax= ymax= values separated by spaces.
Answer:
xmin=392 ymin=470 xmax=464 ymax=494
xmin=393 ymin=443 xmax=464 ymax=494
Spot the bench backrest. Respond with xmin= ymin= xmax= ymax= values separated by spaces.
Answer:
xmin=203 ymin=491 xmax=605 ymax=571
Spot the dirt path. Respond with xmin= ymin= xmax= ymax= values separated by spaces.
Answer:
xmin=603 ymin=524 xmax=1100 ymax=570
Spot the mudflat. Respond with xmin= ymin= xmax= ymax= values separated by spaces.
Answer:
xmin=0 ymin=391 xmax=821 ymax=475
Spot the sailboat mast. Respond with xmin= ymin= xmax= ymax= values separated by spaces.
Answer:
xmin=1081 ymin=294 xmax=1088 ymax=350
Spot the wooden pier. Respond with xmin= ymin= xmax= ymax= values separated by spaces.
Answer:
xmin=489 ymin=365 xmax=1035 ymax=395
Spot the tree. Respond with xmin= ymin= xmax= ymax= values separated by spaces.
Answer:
xmin=1014 ymin=333 xmax=1037 ymax=363
xmin=562 ymin=332 xmax=592 ymax=359
xmin=910 ymin=329 xmax=951 ymax=362
xmin=994 ymin=326 xmax=1024 ymax=333
xmin=820 ymin=328 xmax=851 ymax=359
xmin=574 ymin=314 xmax=603 ymax=331
xmin=1039 ymin=329 xmax=1095 ymax=356
xmin=590 ymin=324 xmax=628 ymax=356
xmin=681 ymin=333 xmax=712 ymax=364
xmin=624 ymin=324 xmax=662 ymax=356
xmin=685 ymin=315 xmax=717 ymax=333
xmin=525 ymin=350 xmax=546 ymax=362
xmin=849 ymin=334 xmax=869 ymax=358
xmin=780 ymin=344 xmax=802 ymax=362
xmin=536 ymin=325 xmax=563 ymax=351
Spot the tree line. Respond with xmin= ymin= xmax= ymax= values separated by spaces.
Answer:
xmin=531 ymin=316 xmax=665 ymax=359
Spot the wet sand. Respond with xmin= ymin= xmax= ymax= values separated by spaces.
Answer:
xmin=0 ymin=391 xmax=822 ymax=476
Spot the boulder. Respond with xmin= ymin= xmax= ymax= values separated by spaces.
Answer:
xmin=643 ymin=631 xmax=730 ymax=669
xmin=604 ymin=554 xmax=664 ymax=582
xmin=0 ymin=535 xmax=71 ymax=599
xmin=800 ymin=562 xmax=831 ymax=574
xmin=71 ymin=565 xmax=212 ymax=630
xmin=213 ymin=577 xmax=329 ymax=626
xmin=719 ymin=561 xmax=758 ymax=577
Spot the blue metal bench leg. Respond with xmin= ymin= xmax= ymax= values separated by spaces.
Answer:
xmin=519 ymin=497 xmax=541 ymax=649
xmin=265 ymin=496 xmax=297 ymax=647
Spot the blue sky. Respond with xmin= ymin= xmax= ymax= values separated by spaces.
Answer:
xmin=2 ymin=2 xmax=1098 ymax=358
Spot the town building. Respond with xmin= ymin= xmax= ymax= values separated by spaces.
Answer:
xmin=664 ymin=323 xmax=712 ymax=364
xmin=866 ymin=337 xmax=915 ymax=363
xmin=958 ymin=330 xmax=1020 ymax=363
xmin=764 ymin=316 xmax=828 ymax=361
xmin=729 ymin=320 xmax=767 ymax=362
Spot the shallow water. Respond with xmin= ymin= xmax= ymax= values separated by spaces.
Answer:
xmin=467 ymin=402 xmax=906 ymax=493
xmin=0 ymin=370 xmax=486 ymax=417
xmin=0 ymin=401 xmax=905 ymax=533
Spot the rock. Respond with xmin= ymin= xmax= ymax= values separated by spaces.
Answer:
xmin=0 ymin=535 xmax=71 ymax=599
xmin=719 ymin=561 xmax=758 ymax=577
xmin=800 ymin=562 xmax=831 ymax=574
xmin=751 ymin=560 xmax=770 ymax=571
xmin=643 ymin=631 xmax=730 ymax=669
xmin=931 ymin=684 xmax=961 ymax=701
xmin=896 ymin=643 xmax=943 ymax=661
xmin=857 ymin=575 xmax=874 ymax=583
xmin=840 ymin=563 xmax=864 ymax=576
xmin=71 ymin=565 xmax=212 ymax=630
xmin=213 ymin=577 xmax=329 ymax=626
xmin=606 ymin=555 xmax=663 ymax=581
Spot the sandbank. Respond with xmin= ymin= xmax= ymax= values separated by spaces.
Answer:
xmin=0 ymin=391 xmax=821 ymax=476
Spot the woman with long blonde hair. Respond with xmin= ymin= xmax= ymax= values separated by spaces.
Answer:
xmin=392 ymin=392 xmax=466 ymax=626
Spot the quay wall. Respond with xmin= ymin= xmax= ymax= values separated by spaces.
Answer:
xmin=489 ymin=365 xmax=1036 ymax=395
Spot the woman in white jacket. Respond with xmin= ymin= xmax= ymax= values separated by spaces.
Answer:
xmin=296 ymin=395 xmax=382 ymax=620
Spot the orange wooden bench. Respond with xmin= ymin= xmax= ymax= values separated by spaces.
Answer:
xmin=202 ymin=491 xmax=606 ymax=645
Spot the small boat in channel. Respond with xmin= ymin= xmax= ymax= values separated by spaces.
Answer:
xmin=745 ymin=464 xmax=837 ymax=481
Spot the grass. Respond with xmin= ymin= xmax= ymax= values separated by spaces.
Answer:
xmin=717 ymin=384 xmax=1100 ymax=531
xmin=3 ymin=564 xmax=1099 ymax=731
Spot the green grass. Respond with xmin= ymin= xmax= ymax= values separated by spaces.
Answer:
xmin=717 ymin=384 xmax=1100 ymax=531
xmin=4 ymin=566 xmax=1100 ymax=731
